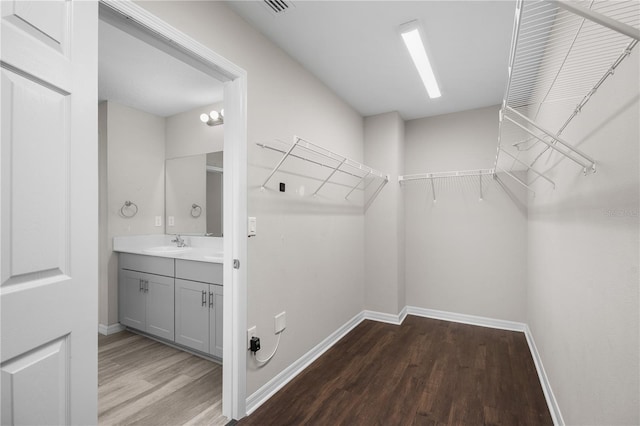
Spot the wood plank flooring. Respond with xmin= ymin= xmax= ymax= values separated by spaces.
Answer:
xmin=98 ymin=331 xmax=227 ymax=426
xmin=240 ymin=316 xmax=553 ymax=426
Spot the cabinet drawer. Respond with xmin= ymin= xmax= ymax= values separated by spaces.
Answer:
xmin=120 ymin=253 xmax=174 ymax=277
xmin=175 ymin=259 xmax=222 ymax=284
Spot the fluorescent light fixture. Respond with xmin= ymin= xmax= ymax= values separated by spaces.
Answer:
xmin=400 ymin=21 xmax=441 ymax=99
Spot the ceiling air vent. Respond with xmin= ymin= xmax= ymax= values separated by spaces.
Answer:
xmin=263 ymin=0 xmax=294 ymax=16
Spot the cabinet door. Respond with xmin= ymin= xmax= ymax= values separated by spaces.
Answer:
xmin=209 ymin=284 xmax=223 ymax=358
xmin=175 ymin=279 xmax=209 ymax=352
xmin=145 ymin=273 xmax=175 ymax=341
xmin=119 ymin=270 xmax=146 ymax=330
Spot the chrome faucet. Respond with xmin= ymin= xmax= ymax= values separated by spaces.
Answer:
xmin=171 ymin=234 xmax=186 ymax=247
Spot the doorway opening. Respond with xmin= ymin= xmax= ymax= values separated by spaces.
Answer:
xmin=97 ymin=1 xmax=247 ymax=421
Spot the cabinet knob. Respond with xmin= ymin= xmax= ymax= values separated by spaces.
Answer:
xmin=201 ymin=290 xmax=207 ymax=306
xmin=209 ymin=291 xmax=214 ymax=308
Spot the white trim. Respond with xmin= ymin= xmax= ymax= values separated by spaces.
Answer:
xmin=98 ymin=1 xmax=248 ymax=420
xmin=98 ymin=323 xmax=125 ymax=335
xmin=406 ymin=306 xmax=527 ymax=332
xmin=362 ymin=306 xmax=407 ymax=325
xmin=245 ymin=311 xmax=366 ymax=415
xmin=524 ymin=325 xmax=564 ymax=426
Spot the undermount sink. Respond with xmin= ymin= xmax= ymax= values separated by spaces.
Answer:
xmin=143 ymin=245 xmax=192 ymax=254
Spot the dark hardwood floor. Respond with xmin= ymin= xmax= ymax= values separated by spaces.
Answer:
xmin=240 ymin=315 xmax=552 ymax=426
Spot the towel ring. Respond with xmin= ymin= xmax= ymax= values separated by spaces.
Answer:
xmin=121 ymin=200 xmax=138 ymax=218
xmin=191 ymin=203 xmax=202 ymax=218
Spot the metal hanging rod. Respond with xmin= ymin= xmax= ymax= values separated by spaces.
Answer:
xmin=400 ymin=169 xmax=495 ymax=203
xmin=553 ymin=1 xmax=640 ymax=41
xmin=503 ymin=106 xmax=596 ymax=173
xmin=257 ymin=136 xmax=389 ymax=201
xmin=399 ymin=169 xmax=495 ymax=183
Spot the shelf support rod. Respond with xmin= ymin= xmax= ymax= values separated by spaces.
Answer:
xmin=345 ymin=171 xmax=370 ymax=200
xmin=495 ymin=167 xmax=535 ymax=195
xmin=499 ymin=148 xmax=556 ymax=188
xmin=429 ymin=175 xmax=436 ymax=203
xmin=313 ymin=158 xmax=346 ymax=196
xmin=504 ymin=107 xmax=595 ymax=171
xmin=553 ymin=0 xmax=640 ymax=41
xmin=261 ymin=136 xmax=300 ymax=189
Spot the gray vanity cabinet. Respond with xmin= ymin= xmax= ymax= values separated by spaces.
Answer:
xmin=175 ymin=260 xmax=223 ymax=358
xmin=119 ymin=254 xmax=175 ymax=341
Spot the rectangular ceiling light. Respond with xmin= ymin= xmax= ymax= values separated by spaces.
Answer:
xmin=400 ymin=21 xmax=441 ymax=99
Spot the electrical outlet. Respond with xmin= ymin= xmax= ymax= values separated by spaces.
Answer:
xmin=155 ymin=216 xmax=162 ymax=227
xmin=247 ymin=326 xmax=257 ymax=350
xmin=274 ymin=311 xmax=286 ymax=334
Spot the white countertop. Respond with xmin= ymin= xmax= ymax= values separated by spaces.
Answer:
xmin=113 ymin=235 xmax=223 ymax=263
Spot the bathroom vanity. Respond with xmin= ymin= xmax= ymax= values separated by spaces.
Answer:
xmin=114 ymin=235 xmax=223 ymax=360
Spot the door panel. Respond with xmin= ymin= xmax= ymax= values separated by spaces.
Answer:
xmin=119 ymin=270 xmax=146 ymax=330
xmin=175 ymin=279 xmax=209 ymax=352
xmin=145 ymin=274 xmax=174 ymax=340
xmin=1 ymin=68 xmax=68 ymax=284
xmin=1 ymin=336 xmax=69 ymax=425
xmin=0 ymin=1 xmax=98 ymax=424
xmin=210 ymin=284 xmax=223 ymax=358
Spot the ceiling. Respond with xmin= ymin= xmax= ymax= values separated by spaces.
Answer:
xmin=226 ymin=0 xmax=516 ymax=120
xmin=98 ymin=19 xmax=224 ymax=117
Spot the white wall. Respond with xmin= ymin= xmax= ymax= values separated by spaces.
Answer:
xmin=99 ymin=101 xmax=166 ymax=325
xmin=165 ymin=101 xmax=224 ymax=159
xmin=137 ymin=1 xmax=366 ymax=397
xmin=364 ymin=112 xmax=405 ymax=315
xmin=527 ymin=48 xmax=639 ymax=425
xmin=404 ymin=105 xmax=528 ymax=322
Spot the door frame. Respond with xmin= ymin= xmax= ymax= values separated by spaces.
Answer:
xmin=98 ymin=1 xmax=248 ymax=419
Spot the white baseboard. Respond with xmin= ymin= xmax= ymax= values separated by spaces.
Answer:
xmin=362 ymin=305 xmax=407 ymax=325
xmin=524 ymin=325 xmax=564 ymax=426
xmin=245 ymin=306 xmax=561 ymax=426
xmin=245 ymin=311 xmax=366 ymax=415
xmin=98 ymin=323 xmax=125 ymax=335
xmin=406 ymin=306 xmax=527 ymax=332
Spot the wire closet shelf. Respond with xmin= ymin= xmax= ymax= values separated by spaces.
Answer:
xmin=494 ymin=0 xmax=640 ymax=191
xmin=257 ymin=136 xmax=390 ymax=207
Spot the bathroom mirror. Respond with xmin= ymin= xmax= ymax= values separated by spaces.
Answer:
xmin=165 ymin=151 xmax=223 ymax=236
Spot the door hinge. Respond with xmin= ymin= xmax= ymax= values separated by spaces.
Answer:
xmin=233 ymin=259 xmax=240 ymax=269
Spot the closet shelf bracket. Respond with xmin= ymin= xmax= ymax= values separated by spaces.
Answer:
xmin=257 ymin=136 xmax=389 ymax=205
xmin=502 ymin=106 xmax=596 ymax=175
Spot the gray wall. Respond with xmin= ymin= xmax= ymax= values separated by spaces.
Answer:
xmin=98 ymin=101 xmax=166 ymax=326
xmin=526 ymin=48 xmax=639 ymax=425
xmin=138 ymin=1 xmax=366 ymax=396
xmin=364 ymin=112 xmax=405 ymax=315
xmin=404 ymin=106 xmax=528 ymax=322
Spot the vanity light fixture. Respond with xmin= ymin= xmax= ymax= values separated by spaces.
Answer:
xmin=200 ymin=109 xmax=224 ymax=126
xmin=399 ymin=20 xmax=441 ymax=99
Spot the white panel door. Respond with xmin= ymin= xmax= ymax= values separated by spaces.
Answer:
xmin=0 ymin=1 xmax=98 ymax=425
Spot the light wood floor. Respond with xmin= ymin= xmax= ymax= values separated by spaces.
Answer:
xmin=98 ymin=330 xmax=227 ymax=426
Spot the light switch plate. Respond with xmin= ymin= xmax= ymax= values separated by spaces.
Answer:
xmin=248 ymin=217 xmax=257 ymax=236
